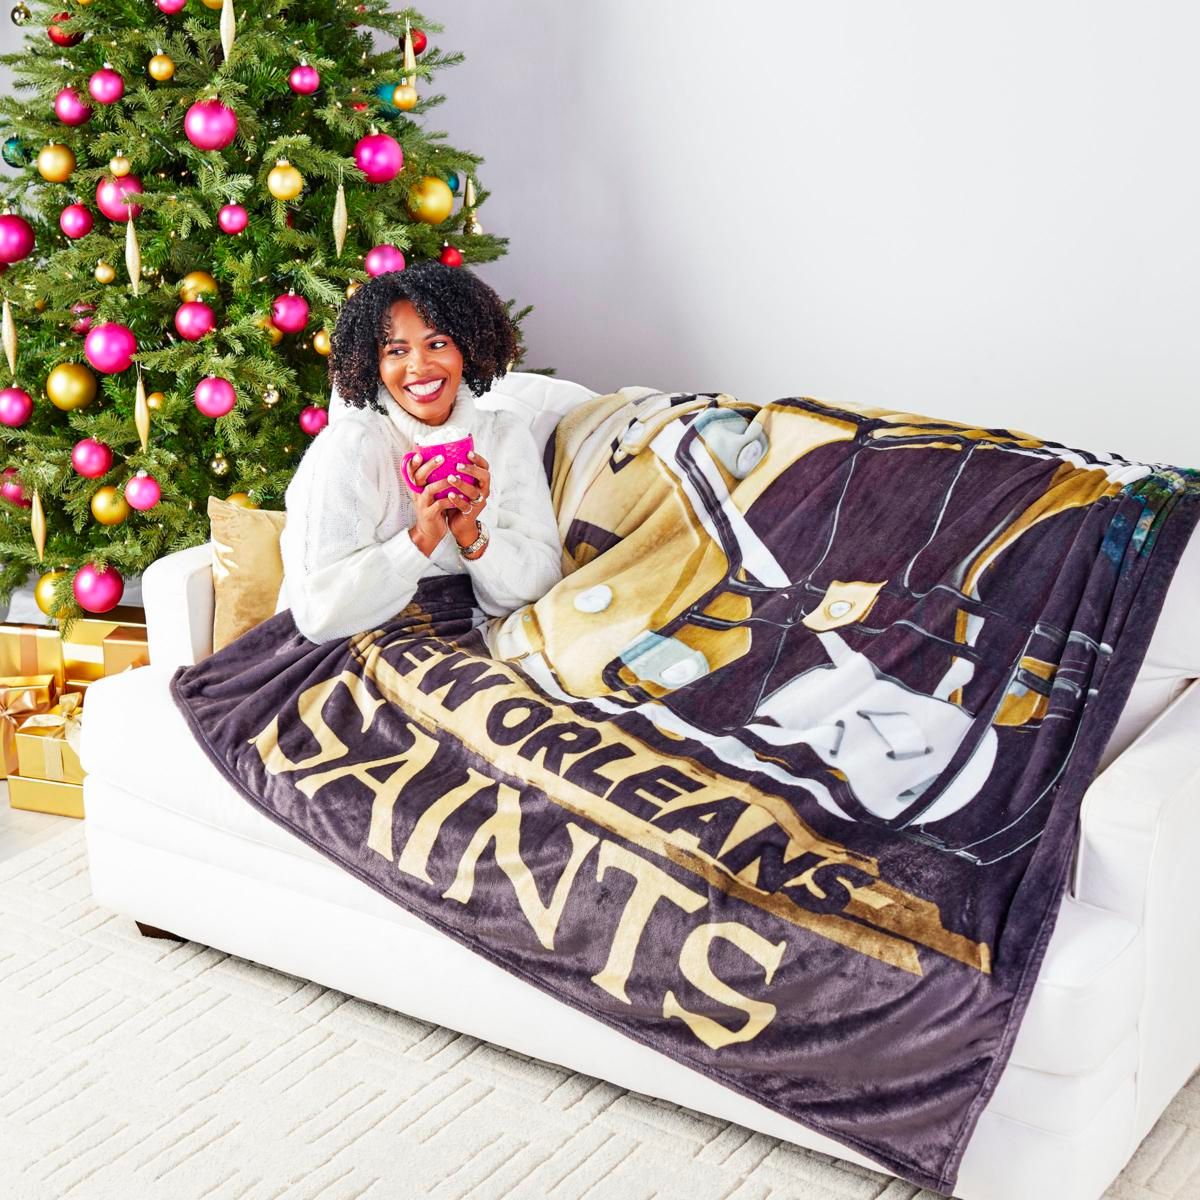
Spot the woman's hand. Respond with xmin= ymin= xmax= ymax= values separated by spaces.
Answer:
xmin=407 ymin=450 xmax=466 ymax=555
xmin=444 ymin=450 xmax=491 ymax=549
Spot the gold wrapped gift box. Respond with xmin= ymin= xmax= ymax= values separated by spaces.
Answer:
xmin=0 ymin=674 xmax=58 ymax=779
xmin=0 ymin=624 xmax=65 ymax=688
xmin=8 ymin=773 xmax=83 ymax=819
xmin=15 ymin=696 xmax=84 ymax=786
xmin=62 ymin=605 xmax=147 ymax=681
xmin=101 ymin=626 xmax=150 ymax=675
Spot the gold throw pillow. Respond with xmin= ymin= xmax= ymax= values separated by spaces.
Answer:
xmin=207 ymin=496 xmax=288 ymax=651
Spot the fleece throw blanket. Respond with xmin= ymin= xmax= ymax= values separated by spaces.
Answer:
xmin=171 ymin=389 xmax=1200 ymax=1193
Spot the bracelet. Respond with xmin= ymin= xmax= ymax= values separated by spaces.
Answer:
xmin=458 ymin=520 xmax=489 ymax=558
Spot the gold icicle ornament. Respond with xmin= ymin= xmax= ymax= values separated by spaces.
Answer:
xmin=220 ymin=0 xmax=236 ymax=61
xmin=125 ymin=218 xmax=141 ymax=296
xmin=1 ymin=297 xmax=15 ymax=375
xmin=134 ymin=370 xmax=150 ymax=452
xmin=30 ymin=488 xmax=45 ymax=562
xmin=332 ymin=181 xmax=348 ymax=257
xmin=403 ymin=20 xmax=417 ymax=76
xmin=463 ymin=176 xmax=482 ymax=236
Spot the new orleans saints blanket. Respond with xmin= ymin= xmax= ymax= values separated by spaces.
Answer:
xmin=171 ymin=389 xmax=1200 ymax=1193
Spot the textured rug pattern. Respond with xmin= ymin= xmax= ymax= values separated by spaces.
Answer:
xmin=1 ymin=825 xmax=1196 ymax=1200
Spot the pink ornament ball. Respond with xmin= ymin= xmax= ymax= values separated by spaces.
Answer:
xmin=184 ymin=100 xmax=239 ymax=152
xmin=156 ymin=0 xmax=187 ymax=11
xmin=59 ymin=203 xmax=94 ymax=240
xmin=299 ymin=405 xmax=328 ymax=436
xmin=217 ymin=203 xmax=248 ymax=234
xmin=175 ymin=300 xmax=216 ymax=341
xmin=95 ymin=174 xmax=143 ymax=222
xmin=364 ymin=244 xmax=405 ymax=277
xmin=124 ymin=471 xmax=161 ymax=511
xmin=54 ymin=86 xmax=92 ymax=126
xmin=270 ymin=292 xmax=309 ymax=333
xmin=1 ymin=467 xmax=30 ymax=508
xmin=288 ymin=64 xmax=321 ymax=95
xmin=71 ymin=437 xmax=113 ymax=478
xmin=84 ymin=322 xmax=137 ymax=374
xmin=70 ymin=302 xmax=95 ymax=334
xmin=354 ymin=132 xmax=404 ymax=184
xmin=74 ymin=562 xmax=124 ymax=614
xmin=0 ymin=213 xmax=35 ymax=264
xmin=0 ymin=387 xmax=33 ymax=428
xmin=88 ymin=68 xmax=125 ymax=105
xmin=194 ymin=376 xmax=236 ymax=418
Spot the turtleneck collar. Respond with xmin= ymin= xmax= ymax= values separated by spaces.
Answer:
xmin=379 ymin=379 xmax=480 ymax=445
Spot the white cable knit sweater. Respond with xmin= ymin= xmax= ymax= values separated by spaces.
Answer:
xmin=279 ymin=378 xmax=564 ymax=643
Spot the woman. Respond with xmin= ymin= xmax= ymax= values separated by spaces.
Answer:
xmin=279 ymin=261 xmax=564 ymax=643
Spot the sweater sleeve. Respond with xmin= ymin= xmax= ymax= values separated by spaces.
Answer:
xmin=462 ymin=411 xmax=565 ymax=617
xmin=280 ymin=419 xmax=433 ymax=643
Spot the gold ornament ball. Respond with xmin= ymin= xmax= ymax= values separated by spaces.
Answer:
xmin=91 ymin=485 xmax=130 ymax=526
xmin=345 ymin=280 xmax=361 ymax=299
xmin=256 ymin=314 xmax=283 ymax=347
xmin=147 ymin=390 xmax=165 ymax=411
xmin=267 ymin=160 xmax=304 ymax=202
xmin=34 ymin=570 xmax=70 ymax=619
xmin=312 ymin=329 xmax=331 ymax=356
xmin=33 ymin=297 xmax=47 ymax=312
xmin=46 ymin=362 xmax=97 ymax=411
xmin=200 ymin=0 xmax=222 ymax=8
xmin=407 ymin=176 xmax=455 ymax=225
xmin=209 ymin=451 xmax=230 ymax=477
xmin=392 ymin=83 xmax=418 ymax=111
xmin=226 ymin=492 xmax=257 ymax=509
xmin=148 ymin=53 xmax=175 ymax=82
xmin=262 ymin=386 xmax=280 ymax=408
xmin=179 ymin=270 xmax=219 ymax=303
xmin=10 ymin=4 xmax=31 ymax=27
xmin=36 ymin=142 xmax=76 ymax=184
xmin=109 ymin=154 xmax=131 ymax=178
xmin=94 ymin=260 xmax=116 ymax=284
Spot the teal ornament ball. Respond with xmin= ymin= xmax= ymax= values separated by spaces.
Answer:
xmin=374 ymin=81 xmax=400 ymax=116
xmin=2 ymin=135 xmax=28 ymax=169
xmin=445 ymin=172 xmax=460 ymax=194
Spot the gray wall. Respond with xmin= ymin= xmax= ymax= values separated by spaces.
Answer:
xmin=5 ymin=2 xmax=1197 ymax=465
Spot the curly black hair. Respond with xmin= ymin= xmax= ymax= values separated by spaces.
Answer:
xmin=328 ymin=261 xmax=519 ymax=411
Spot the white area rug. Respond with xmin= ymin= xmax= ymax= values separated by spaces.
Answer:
xmin=1 ymin=825 xmax=1196 ymax=1200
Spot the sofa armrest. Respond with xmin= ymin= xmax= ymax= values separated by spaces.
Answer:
xmin=1074 ymin=678 xmax=1200 ymax=919
xmin=142 ymin=543 xmax=214 ymax=668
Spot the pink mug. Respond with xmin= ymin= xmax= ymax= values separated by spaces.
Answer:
xmin=401 ymin=433 xmax=475 ymax=501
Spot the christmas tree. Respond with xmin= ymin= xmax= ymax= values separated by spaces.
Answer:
xmin=0 ymin=0 xmax=530 ymax=624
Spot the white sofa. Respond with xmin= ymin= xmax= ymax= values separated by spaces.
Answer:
xmin=81 ymin=374 xmax=1200 ymax=1200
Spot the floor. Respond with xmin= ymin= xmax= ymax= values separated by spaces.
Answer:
xmin=0 ymin=778 xmax=72 ymax=861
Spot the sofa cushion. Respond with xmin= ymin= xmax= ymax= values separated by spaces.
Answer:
xmin=207 ymin=496 xmax=287 ymax=651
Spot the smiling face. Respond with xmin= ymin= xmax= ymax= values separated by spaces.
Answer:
xmin=377 ymin=299 xmax=464 ymax=425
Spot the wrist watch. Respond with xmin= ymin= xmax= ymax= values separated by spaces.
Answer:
xmin=459 ymin=520 xmax=489 ymax=558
